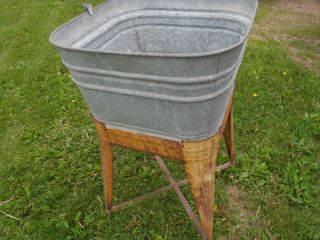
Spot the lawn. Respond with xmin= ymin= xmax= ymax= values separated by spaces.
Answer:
xmin=0 ymin=1 xmax=319 ymax=239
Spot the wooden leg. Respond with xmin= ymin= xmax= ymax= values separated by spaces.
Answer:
xmin=223 ymin=108 xmax=235 ymax=164
xmin=182 ymin=137 xmax=221 ymax=240
xmin=94 ymin=119 xmax=113 ymax=212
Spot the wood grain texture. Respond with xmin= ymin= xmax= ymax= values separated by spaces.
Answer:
xmin=182 ymin=134 xmax=220 ymax=240
xmin=94 ymin=119 xmax=113 ymax=212
xmin=93 ymin=87 xmax=235 ymax=240
xmin=180 ymin=89 xmax=234 ymax=240
xmin=223 ymin=107 xmax=235 ymax=164
xmin=105 ymin=127 xmax=183 ymax=161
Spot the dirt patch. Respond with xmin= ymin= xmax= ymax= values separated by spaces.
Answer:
xmin=288 ymin=45 xmax=299 ymax=55
xmin=280 ymin=0 xmax=320 ymax=16
xmin=227 ymin=186 xmax=255 ymax=222
xmin=252 ymin=0 xmax=320 ymax=75
xmin=220 ymin=186 xmax=265 ymax=239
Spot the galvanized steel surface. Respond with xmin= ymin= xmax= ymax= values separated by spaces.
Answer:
xmin=50 ymin=0 xmax=258 ymax=140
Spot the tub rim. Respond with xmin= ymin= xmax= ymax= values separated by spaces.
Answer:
xmin=49 ymin=0 xmax=258 ymax=58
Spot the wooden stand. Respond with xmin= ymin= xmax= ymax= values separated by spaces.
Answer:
xmin=93 ymin=93 xmax=235 ymax=240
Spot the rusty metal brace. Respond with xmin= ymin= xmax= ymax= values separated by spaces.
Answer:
xmin=108 ymin=156 xmax=235 ymax=239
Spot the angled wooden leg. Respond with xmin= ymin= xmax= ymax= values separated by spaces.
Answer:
xmin=94 ymin=119 xmax=113 ymax=212
xmin=223 ymin=107 xmax=235 ymax=164
xmin=182 ymin=136 xmax=221 ymax=240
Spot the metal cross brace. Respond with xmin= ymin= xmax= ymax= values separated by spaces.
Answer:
xmin=108 ymin=156 xmax=235 ymax=239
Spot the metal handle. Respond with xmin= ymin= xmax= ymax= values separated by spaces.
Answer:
xmin=83 ymin=3 xmax=93 ymax=16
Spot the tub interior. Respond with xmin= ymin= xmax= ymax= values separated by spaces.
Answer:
xmin=71 ymin=10 xmax=250 ymax=55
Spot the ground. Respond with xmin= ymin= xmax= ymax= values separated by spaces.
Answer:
xmin=252 ymin=0 xmax=320 ymax=75
xmin=0 ymin=0 xmax=319 ymax=239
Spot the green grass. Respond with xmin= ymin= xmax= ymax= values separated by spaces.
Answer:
xmin=288 ymin=27 xmax=320 ymax=38
xmin=1 ymin=1 xmax=320 ymax=239
xmin=253 ymin=0 xmax=273 ymax=24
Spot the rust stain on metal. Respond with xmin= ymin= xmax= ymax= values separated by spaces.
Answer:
xmin=93 ymin=92 xmax=236 ymax=240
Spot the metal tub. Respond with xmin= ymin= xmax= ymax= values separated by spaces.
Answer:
xmin=50 ymin=0 xmax=258 ymax=140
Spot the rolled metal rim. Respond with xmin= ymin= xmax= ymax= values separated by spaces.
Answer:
xmin=49 ymin=0 xmax=258 ymax=58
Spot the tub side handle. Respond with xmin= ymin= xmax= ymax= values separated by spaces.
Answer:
xmin=83 ymin=3 xmax=94 ymax=16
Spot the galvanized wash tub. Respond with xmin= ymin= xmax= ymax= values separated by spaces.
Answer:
xmin=50 ymin=0 xmax=258 ymax=140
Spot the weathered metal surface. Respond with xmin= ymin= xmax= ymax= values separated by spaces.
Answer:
xmin=50 ymin=0 xmax=258 ymax=140
xmin=94 ymin=91 xmax=235 ymax=240
xmin=92 ymin=92 xmax=235 ymax=239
